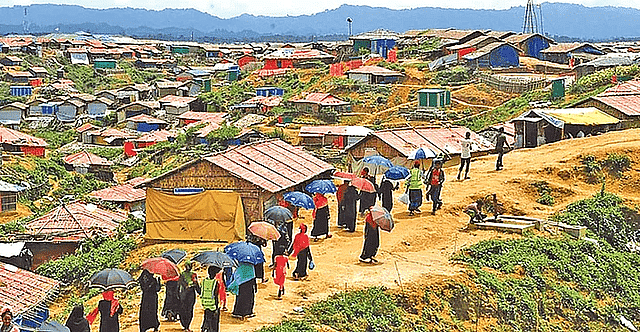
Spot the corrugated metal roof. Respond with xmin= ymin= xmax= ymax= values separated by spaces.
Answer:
xmin=89 ymin=177 xmax=147 ymax=202
xmin=177 ymin=111 xmax=227 ymax=123
xmin=158 ymin=95 xmax=197 ymax=104
xmin=173 ymin=139 xmax=331 ymax=193
xmin=362 ymin=126 xmax=493 ymax=157
xmin=0 ymin=127 xmax=47 ymax=147
xmin=292 ymin=93 xmax=349 ymax=106
xmin=540 ymin=107 xmax=620 ymax=125
xmin=26 ymin=202 xmax=126 ymax=241
xmin=127 ymin=114 xmax=167 ymax=124
xmin=135 ymin=130 xmax=176 ymax=143
xmin=592 ymin=95 xmax=640 ymax=117
xmin=0 ymin=263 xmax=59 ymax=317
xmin=265 ymin=48 xmax=334 ymax=60
xmin=298 ymin=126 xmax=372 ymax=137
xmin=540 ymin=42 xmax=601 ymax=54
xmin=346 ymin=65 xmax=402 ymax=76
xmin=602 ymin=79 xmax=640 ymax=96
xmin=63 ymin=150 xmax=113 ymax=166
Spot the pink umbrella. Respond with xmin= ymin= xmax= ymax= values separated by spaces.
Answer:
xmin=248 ymin=221 xmax=281 ymax=241
xmin=141 ymin=257 xmax=180 ymax=281
xmin=332 ymin=171 xmax=356 ymax=181
xmin=369 ymin=206 xmax=394 ymax=232
xmin=352 ymin=177 xmax=376 ymax=193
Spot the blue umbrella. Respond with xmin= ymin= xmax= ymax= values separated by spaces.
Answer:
xmin=408 ymin=147 xmax=436 ymax=160
xmin=283 ymin=191 xmax=315 ymax=209
xmin=362 ymin=155 xmax=394 ymax=167
xmin=193 ymin=251 xmax=237 ymax=268
xmin=264 ymin=206 xmax=294 ymax=223
xmin=161 ymin=249 xmax=187 ymax=264
xmin=37 ymin=321 xmax=70 ymax=332
xmin=88 ymin=268 xmax=136 ymax=290
xmin=305 ymin=179 xmax=337 ymax=194
xmin=384 ymin=166 xmax=410 ymax=180
xmin=224 ymin=241 xmax=265 ymax=265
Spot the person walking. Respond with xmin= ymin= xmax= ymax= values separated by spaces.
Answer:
xmin=65 ymin=305 xmax=90 ymax=332
xmin=359 ymin=207 xmax=380 ymax=264
xmin=272 ymin=254 xmax=289 ymax=299
xmin=425 ymin=159 xmax=445 ymax=215
xmin=87 ymin=291 xmax=123 ymax=332
xmin=358 ymin=168 xmax=378 ymax=216
xmin=495 ymin=127 xmax=511 ymax=171
xmin=177 ymin=261 xmax=201 ymax=332
xmin=310 ymin=193 xmax=331 ymax=240
xmin=457 ymin=132 xmax=473 ymax=180
xmin=271 ymin=221 xmax=290 ymax=268
xmin=214 ymin=268 xmax=227 ymax=312
xmin=290 ymin=224 xmax=313 ymax=280
xmin=378 ymin=176 xmax=398 ymax=213
xmin=247 ymin=234 xmax=268 ymax=283
xmin=341 ymin=182 xmax=359 ymax=232
xmin=200 ymin=266 xmax=221 ymax=332
xmin=336 ymin=180 xmax=349 ymax=228
xmin=406 ymin=161 xmax=423 ymax=216
xmin=162 ymin=278 xmax=180 ymax=321
xmin=138 ymin=270 xmax=160 ymax=332
xmin=229 ymin=262 xmax=257 ymax=319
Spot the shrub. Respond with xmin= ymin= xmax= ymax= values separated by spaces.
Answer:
xmin=603 ymin=152 xmax=631 ymax=176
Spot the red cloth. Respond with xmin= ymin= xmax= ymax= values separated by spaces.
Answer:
xmin=430 ymin=169 xmax=442 ymax=186
xmin=279 ymin=199 xmax=298 ymax=218
xmin=273 ymin=255 xmax=288 ymax=287
xmin=290 ymin=225 xmax=310 ymax=258
xmin=312 ymin=194 xmax=328 ymax=219
xmin=87 ymin=291 xmax=120 ymax=324
xmin=214 ymin=271 xmax=227 ymax=307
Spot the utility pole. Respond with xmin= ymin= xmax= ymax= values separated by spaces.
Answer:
xmin=346 ymin=17 xmax=353 ymax=36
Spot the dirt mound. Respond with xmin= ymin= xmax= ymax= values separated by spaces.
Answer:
xmin=452 ymin=83 xmax=517 ymax=108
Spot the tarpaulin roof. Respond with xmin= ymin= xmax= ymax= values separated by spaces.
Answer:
xmin=0 ymin=243 xmax=26 ymax=258
xmin=540 ymin=42 xmax=602 ymax=54
xmin=349 ymin=126 xmax=493 ymax=157
xmin=25 ymin=202 xmax=127 ymax=241
xmin=89 ymin=177 xmax=147 ymax=203
xmin=514 ymin=110 xmax=564 ymax=128
xmin=346 ymin=66 xmax=403 ymax=76
xmin=292 ymin=93 xmax=349 ymax=106
xmin=63 ymin=150 xmax=113 ymax=166
xmin=540 ymin=107 xmax=620 ymax=125
xmin=0 ymin=180 xmax=27 ymax=193
xmin=0 ymin=263 xmax=59 ymax=317
xmin=0 ymin=127 xmax=48 ymax=147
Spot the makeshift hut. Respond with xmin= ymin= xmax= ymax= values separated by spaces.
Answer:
xmin=0 ymin=180 xmax=26 ymax=213
xmin=89 ymin=177 xmax=147 ymax=212
xmin=63 ymin=150 xmax=113 ymax=180
xmin=126 ymin=114 xmax=168 ymax=132
xmin=298 ymin=125 xmax=372 ymax=149
xmin=138 ymin=138 xmax=334 ymax=240
xmin=0 ymin=127 xmax=47 ymax=156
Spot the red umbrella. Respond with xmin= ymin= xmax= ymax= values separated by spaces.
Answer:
xmin=369 ymin=206 xmax=394 ymax=232
xmin=352 ymin=177 xmax=376 ymax=193
xmin=248 ymin=221 xmax=281 ymax=241
xmin=141 ymin=257 xmax=180 ymax=281
xmin=333 ymin=171 xmax=356 ymax=181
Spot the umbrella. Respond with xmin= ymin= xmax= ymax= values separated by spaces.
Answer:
xmin=248 ymin=221 xmax=281 ymax=241
xmin=224 ymin=241 xmax=265 ymax=265
xmin=384 ymin=166 xmax=410 ymax=180
xmin=88 ymin=268 xmax=136 ymax=290
xmin=192 ymin=251 xmax=237 ymax=268
xmin=369 ymin=206 xmax=394 ymax=232
xmin=264 ymin=206 xmax=293 ymax=223
xmin=332 ymin=171 xmax=356 ymax=181
xmin=141 ymin=257 xmax=180 ymax=281
xmin=362 ymin=155 xmax=393 ymax=167
xmin=408 ymin=147 xmax=436 ymax=160
xmin=305 ymin=179 xmax=337 ymax=194
xmin=351 ymin=177 xmax=376 ymax=193
xmin=37 ymin=321 xmax=70 ymax=332
xmin=161 ymin=249 xmax=187 ymax=264
xmin=283 ymin=191 xmax=314 ymax=210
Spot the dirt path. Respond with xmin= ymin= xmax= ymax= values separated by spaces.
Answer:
xmin=76 ymin=129 xmax=640 ymax=332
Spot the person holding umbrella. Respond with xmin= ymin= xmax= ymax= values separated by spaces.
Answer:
xmin=200 ymin=266 xmax=222 ymax=332
xmin=137 ymin=270 xmax=160 ymax=332
xmin=311 ymin=192 xmax=331 ymax=240
xmin=289 ymin=223 xmax=313 ymax=280
xmin=336 ymin=180 xmax=349 ymax=228
xmin=87 ymin=291 xmax=124 ymax=332
xmin=177 ymin=261 xmax=201 ymax=332
xmin=246 ymin=234 xmax=268 ymax=283
xmin=271 ymin=221 xmax=290 ymax=269
xmin=341 ymin=182 xmax=359 ymax=232
xmin=228 ymin=262 xmax=257 ymax=319
xmin=378 ymin=175 xmax=399 ymax=213
xmin=358 ymin=167 xmax=378 ymax=216
xmin=359 ymin=206 xmax=380 ymax=263
xmin=65 ymin=305 xmax=90 ymax=332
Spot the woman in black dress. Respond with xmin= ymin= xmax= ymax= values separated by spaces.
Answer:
xmin=162 ymin=279 xmax=180 ymax=321
xmin=359 ymin=208 xmax=380 ymax=263
xmin=378 ymin=176 xmax=398 ymax=212
xmin=87 ymin=291 xmax=123 ymax=332
xmin=138 ymin=270 xmax=160 ymax=332
xmin=65 ymin=305 xmax=90 ymax=332
xmin=311 ymin=193 xmax=331 ymax=240
xmin=290 ymin=224 xmax=313 ymax=280
xmin=342 ymin=183 xmax=359 ymax=232
xmin=178 ymin=261 xmax=201 ymax=332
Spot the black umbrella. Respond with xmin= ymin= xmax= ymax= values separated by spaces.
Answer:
xmin=264 ymin=206 xmax=293 ymax=224
xmin=37 ymin=321 xmax=70 ymax=332
xmin=88 ymin=268 xmax=136 ymax=291
xmin=161 ymin=249 xmax=187 ymax=264
xmin=192 ymin=251 xmax=237 ymax=268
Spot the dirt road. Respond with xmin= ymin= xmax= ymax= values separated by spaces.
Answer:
xmin=74 ymin=129 xmax=640 ymax=332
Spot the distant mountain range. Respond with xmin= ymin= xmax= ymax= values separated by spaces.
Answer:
xmin=1 ymin=3 xmax=639 ymax=42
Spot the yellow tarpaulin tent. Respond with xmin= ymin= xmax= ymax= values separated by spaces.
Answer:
xmin=145 ymin=188 xmax=246 ymax=242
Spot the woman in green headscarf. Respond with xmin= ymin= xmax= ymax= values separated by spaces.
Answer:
xmin=178 ymin=260 xmax=201 ymax=332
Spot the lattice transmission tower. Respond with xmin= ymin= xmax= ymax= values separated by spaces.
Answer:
xmin=522 ymin=0 xmax=544 ymax=35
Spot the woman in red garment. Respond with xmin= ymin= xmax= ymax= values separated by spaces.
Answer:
xmin=289 ymin=224 xmax=313 ymax=280
xmin=310 ymin=193 xmax=331 ymax=240
xmin=272 ymin=254 xmax=289 ymax=299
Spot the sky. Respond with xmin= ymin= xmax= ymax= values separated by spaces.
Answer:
xmin=6 ymin=0 xmax=640 ymax=18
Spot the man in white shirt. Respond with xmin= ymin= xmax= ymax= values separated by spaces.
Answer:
xmin=457 ymin=132 xmax=472 ymax=180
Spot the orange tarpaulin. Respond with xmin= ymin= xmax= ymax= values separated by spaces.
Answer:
xmin=145 ymin=188 xmax=246 ymax=242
